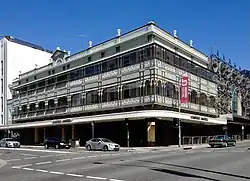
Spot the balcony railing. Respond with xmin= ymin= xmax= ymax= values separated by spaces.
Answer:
xmin=13 ymin=95 xmax=217 ymax=121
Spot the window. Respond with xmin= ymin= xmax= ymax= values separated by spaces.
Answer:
xmin=57 ymin=74 xmax=67 ymax=82
xmin=101 ymin=52 xmax=105 ymax=58
xmin=1 ymin=61 xmax=3 ymax=76
xmin=63 ymin=66 xmax=66 ymax=71
xmin=67 ymin=64 xmax=70 ymax=69
xmin=71 ymin=93 xmax=82 ymax=107
xmin=26 ymin=79 xmax=28 ymax=83
xmin=48 ymin=70 xmax=51 ymax=75
xmin=34 ymin=76 xmax=37 ymax=80
xmin=52 ymin=70 xmax=55 ymax=74
xmin=116 ymin=46 xmax=120 ymax=53
xmin=88 ymin=57 xmax=92 ymax=62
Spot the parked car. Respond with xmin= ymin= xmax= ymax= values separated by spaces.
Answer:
xmin=44 ymin=137 xmax=71 ymax=149
xmin=85 ymin=138 xmax=120 ymax=151
xmin=0 ymin=138 xmax=20 ymax=148
xmin=209 ymin=135 xmax=236 ymax=148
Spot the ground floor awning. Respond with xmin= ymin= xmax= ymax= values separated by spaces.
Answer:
xmin=0 ymin=110 xmax=227 ymax=130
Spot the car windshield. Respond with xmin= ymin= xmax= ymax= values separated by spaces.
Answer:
xmin=5 ymin=138 xmax=15 ymax=141
xmin=215 ymin=136 xmax=224 ymax=139
xmin=101 ymin=138 xmax=113 ymax=143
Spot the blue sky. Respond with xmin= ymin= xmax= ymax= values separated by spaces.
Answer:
xmin=1 ymin=0 xmax=250 ymax=68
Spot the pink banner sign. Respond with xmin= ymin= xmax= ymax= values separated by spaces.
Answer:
xmin=180 ymin=76 xmax=189 ymax=103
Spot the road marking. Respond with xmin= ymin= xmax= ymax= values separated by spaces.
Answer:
xmin=23 ymin=168 xmax=34 ymax=171
xmin=72 ymin=156 xmax=85 ymax=160
xmin=66 ymin=173 xmax=84 ymax=177
xmin=56 ymin=158 xmax=70 ymax=162
xmin=36 ymin=169 xmax=49 ymax=173
xmin=86 ymin=176 xmax=107 ymax=180
xmin=0 ymin=147 xmax=71 ymax=154
xmin=36 ymin=161 xmax=52 ymax=165
xmin=17 ymin=164 xmax=32 ymax=168
xmin=12 ymin=166 xmax=21 ymax=169
xmin=87 ymin=155 xmax=98 ymax=158
xmin=24 ymin=157 xmax=37 ymax=160
xmin=7 ymin=158 xmax=21 ymax=162
xmin=40 ymin=155 xmax=54 ymax=158
xmin=109 ymin=179 xmax=125 ymax=181
xmin=19 ymin=153 xmax=36 ymax=157
xmin=49 ymin=171 xmax=64 ymax=175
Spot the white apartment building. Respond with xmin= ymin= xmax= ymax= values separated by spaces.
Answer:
xmin=0 ymin=36 xmax=53 ymax=126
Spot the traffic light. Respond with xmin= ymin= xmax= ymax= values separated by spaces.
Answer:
xmin=172 ymin=118 xmax=180 ymax=128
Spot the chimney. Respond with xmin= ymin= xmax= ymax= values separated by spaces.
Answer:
xmin=173 ymin=30 xmax=177 ymax=38
xmin=190 ymin=40 xmax=193 ymax=47
xmin=117 ymin=29 xmax=121 ymax=37
xmin=88 ymin=40 xmax=92 ymax=48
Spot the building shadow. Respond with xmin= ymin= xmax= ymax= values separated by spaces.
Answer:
xmin=94 ymin=161 xmax=221 ymax=181
xmin=140 ymin=160 xmax=250 ymax=180
xmin=151 ymin=168 xmax=221 ymax=181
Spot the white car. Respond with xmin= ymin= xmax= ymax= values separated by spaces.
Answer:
xmin=0 ymin=138 xmax=20 ymax=148
xmin=85 ymin=138 xmax=120 ymax=151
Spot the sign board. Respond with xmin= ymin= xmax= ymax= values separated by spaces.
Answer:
xmin=52 ymin=119 xmax=72 ymax=124
xmin=180 ymin=76 xmax=189 ymax=103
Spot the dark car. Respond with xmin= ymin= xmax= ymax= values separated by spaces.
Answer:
xmin=44 ymin=137 xmax=71 ymax=149
xmin=209 ymin=135 xmax=236 ymax=148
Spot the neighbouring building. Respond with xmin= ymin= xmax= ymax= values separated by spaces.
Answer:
xmin=0 ymin=36 xmax=53 ymax=127
xmin=1 ymin=22 xmax=241 ymax=146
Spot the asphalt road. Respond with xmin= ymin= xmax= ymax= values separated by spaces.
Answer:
xmin=1 ymin=142 xmax=250 ymax=181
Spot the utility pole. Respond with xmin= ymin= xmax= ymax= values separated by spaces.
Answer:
xmin=176 ymin=75 xmax=182 ymax=147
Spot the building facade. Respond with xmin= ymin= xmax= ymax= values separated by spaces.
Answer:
xmin=1 ymin=22 xmax=229 ymax=146
xmin=209 ymin=54 xmax=250 ymax=139
xmin=0 ymin=36 xmax=53 ymax=126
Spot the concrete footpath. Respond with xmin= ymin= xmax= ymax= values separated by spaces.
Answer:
xmin=21 ymin=143 xmax=208 ymax=152
xmin=20 ymin=139 xmax=250 ymax=152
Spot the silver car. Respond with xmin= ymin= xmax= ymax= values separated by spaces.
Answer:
xmin=85 ymin=138 xmax=120 ymax=151
xmin=0 ymin=138 xmax=20 ymax=148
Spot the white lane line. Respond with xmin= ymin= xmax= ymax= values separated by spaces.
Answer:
xmin=66 ymin=173 xmax=84 ymax=177
xmin=86 ymin=176 xmax=107 ymax=180
xmin=36 ymin=161 xmax=52 ymax=165
xmin=19 ymin=153 xmax=36 ymax=157
xmin=7 ymin=158 xmax=21 ymax=162
xmin=0 ymin=147 xmax=71 ymax=154
xmin=17 ymin=164 xmax=32 ymax=168
xmin=36 ymin=169 xmax=49 ymax=173
xmin=56 ymin=158 xmax=70 ymax=162
xmin=40 ymin=155 xmax=54 ymax=158
xmin=12 ymin=166 xmax=21 ymax=169
xmin=24 ymin=157 xmax=37 ymax=160
xmin=72 ymin=156 xmax=85 ymax=160
xmin=49 ymin=171 xmax=64 ymax=175
xmin=87 ymin=155 xmax=98 ymax=158
xmin=109 ymin=179 xmax=125 ymax=181
xmin=22 ymin=168 xmax=34 ymax=171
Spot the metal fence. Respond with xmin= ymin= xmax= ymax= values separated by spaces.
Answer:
xmin=182 ymin=134 xmax=250 ymax=145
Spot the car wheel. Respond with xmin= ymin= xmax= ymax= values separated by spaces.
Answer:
xmin=5 ymin=143 xmax=8 ymax=148
xmin=211 ymin=145 xmax=214 ymax=148
xmin=103 ymin=145 xmax=108 ymax=151
xmin=86 ymin=145 xmax=92 ymax=151
xmin=44 ymin=144 xmax=49 ymax=149
xmin=232 ymin=142 xmax=236 ymax=147
xmin=55 ymin=145 xmax=59 ymax=149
